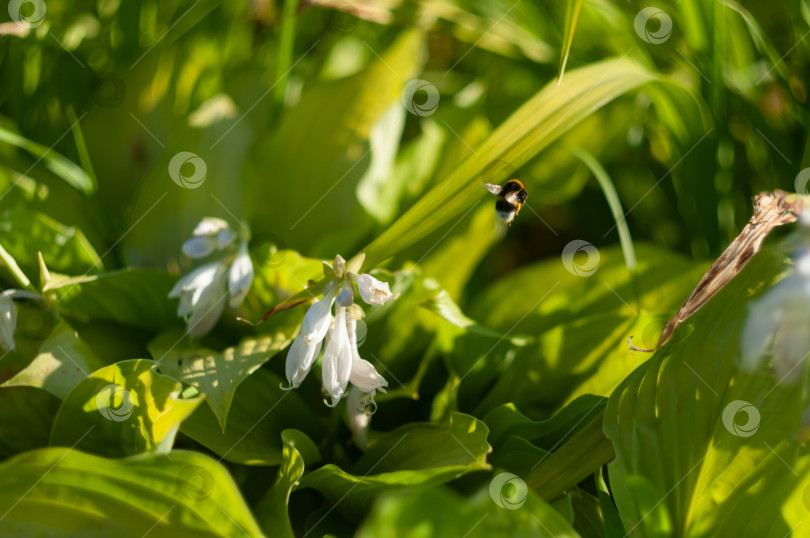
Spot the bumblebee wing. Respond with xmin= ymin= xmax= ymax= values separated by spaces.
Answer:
xmin=504 ymin=190 xmax=521 ymax=204
xmin=483 ymin=183 xmax=503 ymax=195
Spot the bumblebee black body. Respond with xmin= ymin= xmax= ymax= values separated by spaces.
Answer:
xmin=483 ymin=179 xmax=528 ymax=225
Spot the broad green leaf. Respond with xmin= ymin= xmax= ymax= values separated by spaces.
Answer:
xmin=298 ymin=412 xmax=491 ymax=519
xmin=2 ymin=322 xmax=105 ymax=399
xmin=356 ymin=485 xmax=580 ymax=538
xmin=0 ymin=387 xmax=60 ymax=459
xmin=526 ymin=414 xmax=615 ymax=501
xmin=50 ymin=359 xmax=204 ymax=457
xmin=452 ymin=244 xmax=706 ymax=417
xmin=0 ymin=448 xmax=263 ymax=537
xmin=0 ymin=125 xmax=96 ymax=194
xmin=361 ymin=58 xmax=704 ymax=268
xmin=482 ymin=395 xmax=606 ymax=450
xmin=0 ymin=207 xmax=102 ymax=275
xmin=255 ymin=429 xmax=322 ymax=538
xmin=604 ymin=251 xmax=810 ymax=536
xmin=151 ymin=329 xmax=300 ymax=431
xmin=418 ymin=289 xmax=531 ymax=346
xmin=45 ymin=269 xmax=178 ymax=331
xmin=245 ymin=28 xmax=426 ymax=255
xmin=179 ymin=368 xmax=322 ymax=465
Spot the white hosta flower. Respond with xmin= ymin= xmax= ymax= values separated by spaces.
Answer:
xmin=351 ymin=273 xmax=394 ymax=305
xmin=170 ymin=218 xmax=257 ymax=337
xmin=282 ymin=253 xmax=394 ymax=407
xmin=284 ymin=332 xmax=323 ymax=389
xmin=322 ymin=306 xmax=353 ymax=406
xmin=182 ymin=217 xmax=234 ymax=259
xmin=741 ymin=213 xmax=810 ymax=383
xmin=169 ymin=260 xmax=228 ymax=338
xmin=228 ymin=240 xmax=254 ymax=308
xmin=0 ymin=291 xmax=17 ymax=352
xmin=346 ymin=387 xmax=371 ymax=449
xmin=741 ymin=271 xmax=810 ymax=383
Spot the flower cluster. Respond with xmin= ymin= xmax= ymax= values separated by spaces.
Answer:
xmin=169 ymin=218 xmax=254 ymax=338
xmin=285 ymin=253 xmax=394 ymax=408
xmin=741 ymin=211 xmax=810 ymax=383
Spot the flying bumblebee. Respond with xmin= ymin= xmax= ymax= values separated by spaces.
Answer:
xmin=483 ymin=179 xmax=528 ymax=226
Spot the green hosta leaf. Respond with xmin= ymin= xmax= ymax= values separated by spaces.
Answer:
xmin=298 ymin=412 xmax=491 ymax=519
xmin=361 ymin=58 xmax=704 ymax=268
xmin=151 ymin=329 xmax=299 ymax=431
xmin=356 ymin=485 xmax=580 ymax=538
xmin=2 ymin=322 xmax=105 ymax=398
xmin=418 ymin=289 xmax=531 ymax=346
xmin=179 ymin=369 xmax=322 ymax=465
xmin=255 ymin=430 xmax=322 ymax=537
xmin=45 ymin=269 xmax=178 ymax=331
xmin=0 ymin=208 xmax=102 ymax=275
xmin=0 ymin=387 xmax=60 ymax=458
xmin=482 ymin=395 xmax=607 ymax=450
xmin=454 ymin=244 xmax=706 ymax=416
xmin=0 ymin=448 xmax=263 ymax=537
xmin=50 ymin=359 xmax=204 ymax=457
xmin=604 ymin=251 xmax=810 ymax=536
xmin=0 ymin=125 xmax=96 ymax=195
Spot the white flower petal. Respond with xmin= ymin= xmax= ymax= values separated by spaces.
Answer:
xmin=193 ymin=217 xmax=229 ymax=237
xmin=336 ymin=280 xmax=354 ymax=308
xmin=182 ymin=236 xmax=217 ymax=259
xmin=0 ymin=294 xmax=17 ymax=352
xmin=285 ymin=333 xmax=322 ymax=388
xmin=217 ymin=229 xmax=236 ymax=249
xmin=301 ymin=283 xmax=338 ymax=345
xmin=353 ymin=273 xmax=394 ymax=306
xmin=771 ymin=296 xmax=810 ymax=383
xmin=740 ymin=293 xmax=781 ymax=372
xmin=346 ymin=387 xmax=370 ymax=449
xmin=228 ymin=241 xmax=254 ymax=308
xmin=185 ymin=273 xmax=227 ymax=338
xmin=349 ymin=358 xmax=388 ymax=394
xmin=322 ymin=306 xmax=352 ymax=406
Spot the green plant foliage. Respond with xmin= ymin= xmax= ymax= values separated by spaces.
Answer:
xmin=0 ymin=448 xmax=263 ymax=536
xmin=50 ymin=359 xmax=204 ymax=457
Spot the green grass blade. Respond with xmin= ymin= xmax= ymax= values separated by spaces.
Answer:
xmin=360 ymin=57 xmax=699 ymax=269
xmin=66 ymin=107 xmax=97 ymax=188
xmin=558 ymin=0 xmax=583 ymax=85
xmin=0 ymin=124 xmax=96 ymax=195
